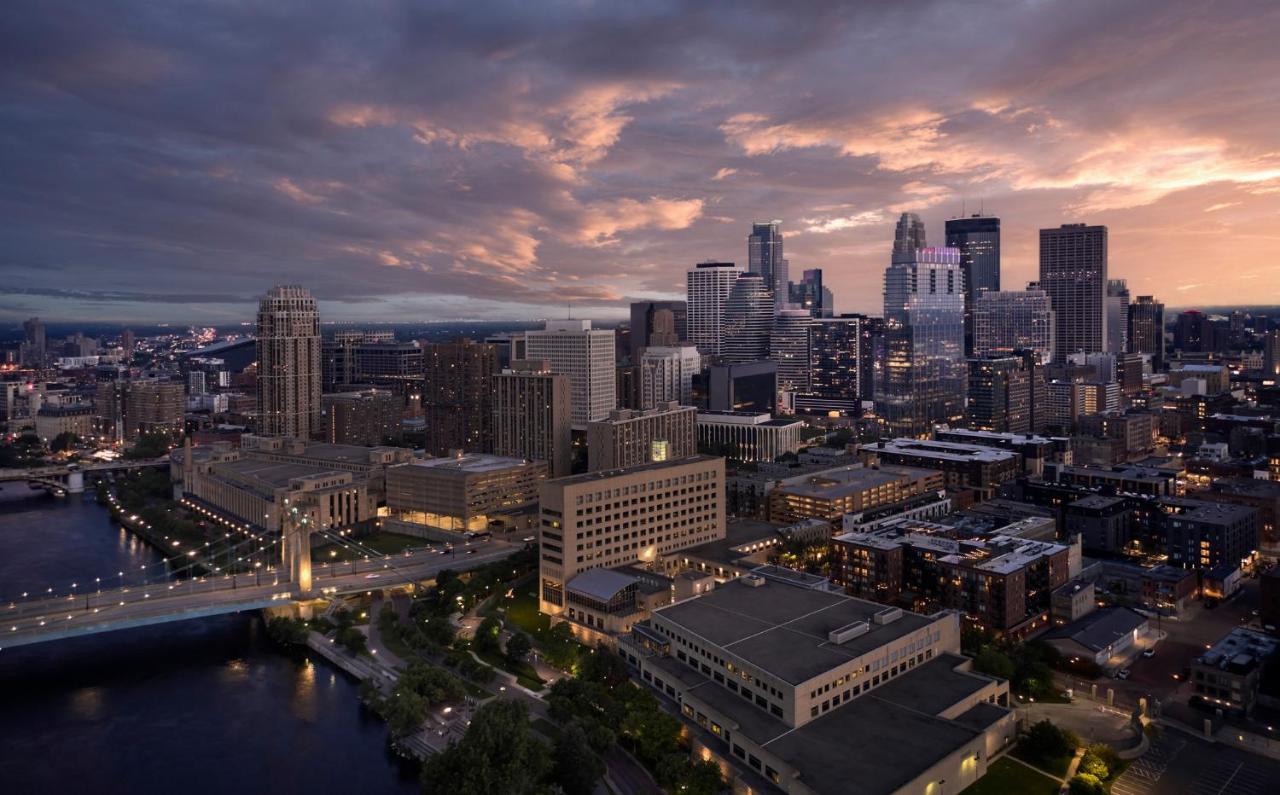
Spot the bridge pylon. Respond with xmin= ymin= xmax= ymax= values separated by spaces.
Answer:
xmin=280 ymin=502 xmax=313 ymax=597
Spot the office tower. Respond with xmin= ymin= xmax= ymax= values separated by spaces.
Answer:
xmin=121 ymin=329 xmax=135 ymax=357
xmin=524 ymin=319 xmax=617 ymax=428
xmin=1174 ymin=310 xmax=1219 ymax=354
xmin=1106 ymin=279 xmax=1130 ymax=354
xmin=972 ymin=287 xmax=1055 ymax=364
xmin=187 ymin=370 xmax=207 ymax=397
xmin=321 ymin=389 xmax=402 ymax=446
xmin=629 ymin=301 xmax=687 ymax=361
xmin=639 ymin=345 xmax=701 ymax=408
xmin=585 ymin=404 xmax=697 ymax=471
xmin=966 ymin=355 xmax=1031 ymax=433
xmin=21 ymin=316 xmax=46 ymax=367
xmin=1017 ymin=349 xmax=1050 ymax=433
xmin=493 ymin=359 xmax=572 ymax=477
xmin=945 ymin=214 xmax=1001 ymax=355
xmin=892 ymin=212 xmax=927 ymax=262
xmin=615 ymin=362 xmax=641 ymax=410
xmin=876 ymin=247 xmax=966 ymax=436
xmin=484 ymin=333 xmax=527 ymax=371
xmin=421 ymin=338 xmax=497 ymax=455
xmin=770 ymin=307 xmax=814 ymax=393
xmin=1265 ymin=330 xmax=1280 ymax=379
xmin=1040 ymin=224 xmax=1107 ymax=361
xmin=686 ymin=261 xmax=743 ymax=356
xmin=1116 ymin=352 xmax=1144 ymax=398
xmin=708 ymin=361 xmax=777 ymax=413
xmin=800 ymin=315 xmax=871 ymax=416
xmin=747 ymin=220 xmax=787 ymax=308
xmin=322 ymin=331 xmax=423 ymax=394
xmin=256 ymin=285 xmax=321 ymax=439
xmin=721 ymin=274 xmax=774 ymax=363
xmin=537 ymin=455 xmax=725 ymax=616
xmin=124 ymin=378 xmax=185 ymax=440
xmin=1128 ymin=295 xmax=1166 ymax=371
xmin=789 ymin=269 xmax=833 ymax=318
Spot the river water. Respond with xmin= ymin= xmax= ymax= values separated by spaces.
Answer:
xmin=0 ymin=489 xmax=419 ymax=794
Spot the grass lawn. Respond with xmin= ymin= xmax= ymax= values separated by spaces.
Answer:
xmin=960 ymin=757 xmax=1059 ymax=795
xmin=491 ymin=578 xmax=581 ymax=671
xmin=474 ymin=646 xmax=545 ymax=692
xmin=1012 ymin=745 xmax=1074 ymax=779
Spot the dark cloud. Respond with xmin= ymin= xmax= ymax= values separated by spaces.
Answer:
xmin=1 ymin=0 xmax=1277 ymax=323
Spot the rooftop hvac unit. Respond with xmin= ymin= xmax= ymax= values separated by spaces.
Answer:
xmin=873 ymin=607 xmax=903 ymax=625
xmin=742 ymin=574 xmax=767 ymax=588
xmin=828 ymin=621 xmax=870 ymax=644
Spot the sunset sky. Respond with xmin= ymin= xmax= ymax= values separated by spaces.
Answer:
xmin=2 ymin=0 xmax=1279 ymax=323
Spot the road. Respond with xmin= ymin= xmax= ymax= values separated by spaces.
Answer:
xmin=2 ymin=540 xmax=517 ymax=648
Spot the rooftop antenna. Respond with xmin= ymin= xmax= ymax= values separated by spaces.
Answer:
xmin=961 ymin=197 xmax=966 ymax=218
xmin=567 ymin=301 xmax=572 ymax=320
xmin=979 ymin=197 xmax=985 ymax=216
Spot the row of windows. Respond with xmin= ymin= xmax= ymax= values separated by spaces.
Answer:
xmin=573 ymin=471 xmax=718 ymax=505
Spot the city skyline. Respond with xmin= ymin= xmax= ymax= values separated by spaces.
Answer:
xmin=3 ymin=1 xmax=1280 ymax=324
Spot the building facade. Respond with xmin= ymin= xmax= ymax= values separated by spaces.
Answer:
xmin=525 ymin=320 xmax=617 ymax=428
xmin=1039 ymin=224 xmax=1108 ymax=362
xmin=696 ymin=411 xmax=803 ymax=463
xmin=972 ymin=288 xmax=1054 ymax=364
xmin=686 ymin=261 xmax=744 ymax=357
xmin=256 ymin=285 xmax=321 ymax=438
xmin=586 ymin=404 xmax=697 ymax=472
xmin=748 ymin=220 xmax=788 ymax=309
xmin=421 ymin=338 xmax=497 ymax=456
xmin=492 ymin=359 xmax=572 ymax=478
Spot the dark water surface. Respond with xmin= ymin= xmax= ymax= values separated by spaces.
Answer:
xmin=0 ymin=492 xmax=418 ymax=795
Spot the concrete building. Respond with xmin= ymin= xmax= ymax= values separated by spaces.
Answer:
xmin=421 ymin=338 xmax=497 ymax=456
xmin=708 ymin=360 xmax=777 ymax=414
xmin=1163 ymin=500 xmax=1258 ymax=571
xmin=768 ymin=464 xmax=944 ymax=525
xmin=618 ymin=576 xmax=1015 ymax=795
xmin=122 ymin=378 xmax=185 ymax=441
xmin=770 ymin=308 xmax=814 ymax=394
xmin=586 ymin=403 xmax=697 ymax=472
xmin=858 ymin=438 xmax=1021 ymax=499
xmin=537 ymin=456 xmax=726 ymax=618
xmin=686 ymin=261 xmax=744 ymax=357
xmin=385 ymin=453 xmax=545 ymax=533
xmin=236 ymin=434 xmax=414 ymax=505
xmin=35 ymin=404 xmax=95 ymax=443
xmin=966 ymin=355 xmax=1032 ymax=433
xmin=972 ymin=287 xmax=1054 ymax=364
xmin=1065 ymin=495 xmax=1131 ymax=553
xmin=322 ymin=332 xmax=423 ymax=394
xmin=320 ymin=389 xmax=401 ymax=446
xmin=1128 ymin=295 xmax=1166 ymax=371
xmin=1039 ymin=224 xmax=1107 ymax=362
xmin=800 ymin=315 xmax=875 ymax=416
xmin=256 ymin=285 xmax=321 ymax=438
xmin=1191 ymin=628 xmax=1278 ymax=715
xmin=933 ymin=429 xmax=1071 ymax=477
xmin=696 ymin=411 xmax=803 ymax=463
xmin=629 ymin=301 xmax=688 ymax=361
xmin=493 ymin=359 xmax=572 ymax=478
xmin=639 ymin=345 xmax=701 ymax=409
xmin=525 ymin=320 xmax=617 ymax=428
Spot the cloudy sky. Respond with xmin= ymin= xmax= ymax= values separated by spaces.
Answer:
xmin=2 ymin=0 xmax=1279 ymax=324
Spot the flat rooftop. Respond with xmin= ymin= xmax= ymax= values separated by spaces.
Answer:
xmin=872 ymin=438 xmax=1020 ymax=463
xmin=652 ymin=577 xmax=938 ymax=685
xmin=215 ymin=458 xmax=350 ymax=490
xmin=777 ymin=463 xmax=938 ymax=500
xmin=402 ymin=453 xmax=533 ymax=474
xmin=548 ymin=455 xmax=720 ymax=487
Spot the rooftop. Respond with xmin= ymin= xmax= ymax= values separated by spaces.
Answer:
xmin=402 ymin=453 xmax=535 ymax=474
xmin=566 ymin=568 xmax=638 ymax=602
xmin=652 ymin=577 xmax=938 ymax=685
xmin=1046 ymin=607 xmax=1148 ymax=653
xmin=871 ymin=438 xmax=1020 ymax=464
xmin=1197 ymin=628 xmax=1278 ymax=674
xmin=776 ymin=463 xmax=939 ymax=500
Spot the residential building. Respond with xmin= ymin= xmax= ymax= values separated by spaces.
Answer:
xmin=770 ymin=307 xmax=814 ymax=393
xmin=320 ymin=389 xmax=401 ymax=446
xmin=1128 ymin=296 xmax=1166 ymax=371
xmin=1191 ymin=628 xmax=1278 ymax=715
xmin=639 ymin=345 xmax=701 ymax=408
xmin=858 ymin=438 xmax=1021 ymax=499
xmin=586 ymin=404 xmax=697 ymax=472
xmin=966 ymin=355 xmax=1031 ymax=434
xmin=767 ymin=463 xmax=944 ymax=524
xmin=1164 ymin=500 xmax=1258 ymax=571
xmin=1039 ymin=224 xmax=1107 ymax=361
xmin=421 ymin=338 xmax=497 ymax=456
xmin=525 ymin=319 xmax=617 ymax=428
xmin=1065 ymin=495 xmax=1131 ymax=553
xmin=799 ymin=315 xmax=873 ymax=416
xmin=696 ymin=411 xmax=803 ymax=463
xmin=972 ymin=287 xmax=1054 ymax=364
xmin=686 ymin=261 xmax=743 ymax=357
xmin=322 ymin=331 xmax=423 ymax=394
xmin=124 ymin=378 xmax=185 ymax=441
xmin=256 ymin=285 xmax=321 ymax=438
xmin=385 ymin=454 xmax=546 ymax=533
xmin=493 ymin=359 xmax=572 ymax=478
xmin=35 ymin=404 xmax=95 ymax=443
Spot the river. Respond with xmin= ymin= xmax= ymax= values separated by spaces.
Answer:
xmin=0 ymin=488 xmax=419 ymax=794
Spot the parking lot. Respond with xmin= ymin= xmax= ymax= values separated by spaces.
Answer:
xmin=1111 ymin=731 xmax=1280 ymax=795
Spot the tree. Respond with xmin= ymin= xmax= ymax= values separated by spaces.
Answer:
xmin=505 ymin=631 xmax=532 ymax=665
xmin=1019 ymin=720 xmax=1078 ymax=765
xmin=551 ymin=723 xmax=605 ymax=795
xmin=1068 ymin=774 xmax=1106 ymax=795
xmin=50 ymin=432 xmax=80 ymax=453
xmin=475 ymin=616 xmax=503 ymax=655
xmin=126 ymin=432 xmax=171 ymax=460
xmin=972 ymin=645 xmax=1016 ymax=681
xmin=265 ymin=616 xmax=309 ymax=646
xmin=420 ymin=700 xmax=550 ymax=795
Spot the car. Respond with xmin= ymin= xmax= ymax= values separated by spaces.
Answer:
xmin=364 ymin=573 xmax=381 ymax=579
xmin=1115 ymin=668 xmax=1131 ymax=680
xmin=1142 ymin=648 xmax=1156 ymax=658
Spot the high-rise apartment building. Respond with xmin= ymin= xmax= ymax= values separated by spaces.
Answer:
xmin=256 ymin=285 xmax=321 ymax=438
xmin=421 ymin=338 xmax=497 ymax=456
xmin=320 ymin=389 xmax=402 ymax=446
xmin=770 ymin=307 xmax=815 ymax=394
xmin=493 ymin=359 xmax=572 ymax=478
xmin=799 ymin=315 xmax=873 ymax=416
xmin=585 ymin=403 xmax=697 ymax=472
xmin=972 ymin=287 xmax=1055 ymax=364
xmin=524 ymin=320 xmax=617 ymax=429
xmin=124 ymin=378 xmax=185 ymax=441
xmin=322 ymin=331 xmax=423 ymax=394
xmin=686 ymin=261 xmax=743 ymax=357
xmin=22 ymin=316 xmax=46 ymax=367
xmin=1128 ymin=295 xmax=1165 ymax=371
xmin=1265 ymin=329 xmax=1280 ymax=379
xmin=629 ymin=301 xmax=688 ymax=361
xmin=747 ymin=220 xmax=788 ymax=308
xmin=1174 ymin=310 xmax=1220 ymax=355
xmin=876 ymin=247 xmax=966 ymax=436
xmin=1039 ymin=224 xmax=1107 ymax=361
xmin=966 ymin=355 xmax=1031 ymax=434
xmin=721 ymin=274 xmax=774 ymax=364
xmin=537 ymin=455 xmax=726 ymax=616
xmin=639 ymin=345 xmax=702 ymax=409
xmin=945 ymin=214 xmax=1000 ymax=355
xmin=1106 ymin=279 xmax=1130 ymax=354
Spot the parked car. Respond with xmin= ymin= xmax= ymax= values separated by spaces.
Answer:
xmin=1115 ymin=668 xmax=1131 ymax=680
xmin=1142 ymin=648 xmax=1156 ymax=658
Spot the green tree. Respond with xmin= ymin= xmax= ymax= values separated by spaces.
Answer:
xmin=474 ymin=615 xmax=502 ymax=655
xmin=126 ymin=432 xmax=172 ymax=460
xmin=420 ymin=700 xmax=550 ymax=795
xmin=551 ymin=722 xmax=605 ymax=795
xmin=1068 ymin=773 xmax=1106 ymax=795
xmin=50 ymin=432 xmax=80 ymax=453
xmin=972 ymin=645 xmax=1016 ymax=681
xmin=265 ymin=616 xmax=309 ymax=646
xmin=383 ymin=688 xmax=427 ymax=737
xmin=505 ymin=631 xmax=532 ymax=665
xmin=1019 ymin=720 xmax=1078 ymax=766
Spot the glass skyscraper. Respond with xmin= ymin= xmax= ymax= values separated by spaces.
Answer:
xmin=721 ymin=273 xmax=774 ymax=363
xmin=747 ymin=220 xmax=788 ymax=309
xmin=944 ymin=214 xmax=1001 ymax=355
xmin=1127 ymin=295 xmax=1165 ymax=371
xmin=876 ymin=247 xmax=967 ymax=437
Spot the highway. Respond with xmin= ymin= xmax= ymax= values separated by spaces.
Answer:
xmin=2 ymin=539 xmax=517 ymax=649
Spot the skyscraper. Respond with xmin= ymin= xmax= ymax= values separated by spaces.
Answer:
xmin=628 ymin=301 xmax=687 ymax=361
xmin=686 ymin=261 xmax=743 ymax=356
xmin=876 ymin=247 xmax=966 ymax=436
xmin=524 ymin=319 xmax=617 ymax=428
xmin=493 ymin=359 xmax=572 ymax=477
xmin=640 ymin=344 xmax=701 ymax=408
xmin=892 ymin=212 xmax=927 ymax=262
xmin=966 ymin=355 xmax=1031 ymax=433
xmin=21 ymin=316 xmax=45 ymax=367
xmin=1264 ymin=329 xmax=1280 ymax=379
xmin=788 ymin=269 xmax=833 ymax=317
xmin=256 ymin=285 xmax=321 ymax=438
xmin=421 ymin=338 xmax=497 ymax=455
xmin=972 ymin=287 xmax=1055 ymax=364
xmin=1039 ymin=224 xmax=1108 ymax=361
xmin=799 ymin=315 xmax=872 ymax=416
xmin=747 ymin=220 xmax=788 ymax=308
xmin=1105 ymin=279 xmax=1130 ymax=354
xmin=944 ymin=214 xmax=1000 ymax=355
xmin=1128 ymin=295 xmax=1165 ymax=371
xmin=721 ymin=274 xmax=774 ymax=364
xmin=770 ymin=307 xmax=814 ymax=394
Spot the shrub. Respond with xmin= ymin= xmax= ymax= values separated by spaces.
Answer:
xmin=1068 ymin=773 xmax=1106 ymax=795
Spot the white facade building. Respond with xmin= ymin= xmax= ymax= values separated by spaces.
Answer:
xmin=697 ymin=410 xmax=804 ymax=463
xmin=640 ymin=345 xmax=701 ymax=409
xmin=686 ymin=261 xmax=744 ymax=357
xmin=525 ymin=319 xmax=618 ymax=428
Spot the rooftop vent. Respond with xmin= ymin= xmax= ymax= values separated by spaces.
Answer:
xmin=828 ymin=621 xmax=870 ymax=644
xmin=742 ymin=574 xmax=767 ymax=588
xmin=873 ymin=607 xmax=903 ymax=625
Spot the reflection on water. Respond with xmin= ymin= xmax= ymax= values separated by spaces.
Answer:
xmin=0 ymin=494 xmax=418 ymax=795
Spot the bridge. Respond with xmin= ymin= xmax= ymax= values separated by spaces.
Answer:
xmin=0 ymin=457 xmax=170 ymax=494
xmin=2 ymin=503 xmax=519 ymax=650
